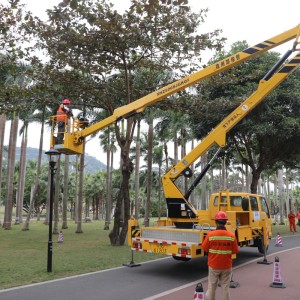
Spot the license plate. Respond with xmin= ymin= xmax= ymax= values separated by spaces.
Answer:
xmin=153 ymin=244 xmax=167 ymax=254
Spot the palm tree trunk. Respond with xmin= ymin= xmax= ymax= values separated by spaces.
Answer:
xmin=53 ymin=157 xmax=61 ymax=235
xmin=3 ymin=114 xmax=19 ymax=229
xmin=15 ymin=127 xmax=27 ymax=224
xmin=144 ymin=111 xmax=153 ymax=227
xmin=104 ymin=127 xmax=111 ymax=230
xmin=62 ymin=155 xmax=69 ymax=229
xmin=200 ymin=152 xmax=207 ymax=210
xmin=134 ymin=119 xmax=141 ymax=220
xmin=22 ymin=184 xmax=35 ymax=231
xmin=0 ymin=114 xmax=6 ymax=225
xmin=76 ymin=141 xmax=85 ymax=234
xmin=278 ymin=168 xmax=285 ymax=225
xmin=285 ymin=169 xmax=290 ymax=217
xmin=44 ymin=168 xmax=51 ymax=224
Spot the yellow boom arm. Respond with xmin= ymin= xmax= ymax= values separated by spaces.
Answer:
xmin=163 ymin=50 xmax=300 ymax=222
xmin=50 ymin=25 xmax=300 ymax=155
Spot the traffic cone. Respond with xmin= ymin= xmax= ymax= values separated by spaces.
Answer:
xmin=270 ymin=256 xmax=286 ymax=288
xmin=194 ymin=283 xmax=204 ymax=299
xmin=58 ymin=231 xmax=64 ymax=243
xmin=275 ymin=233 xmax=283 ymax=247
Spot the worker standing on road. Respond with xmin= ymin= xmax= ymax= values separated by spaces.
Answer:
xmin=202 ymin=211 xmax=238 ymax=300
xmin=288 ymin=211 xmax=297 ymax=233
xmin=56 ymin=99 xmax=73 ymax=144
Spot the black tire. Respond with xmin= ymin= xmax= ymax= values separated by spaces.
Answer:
xmin=172 ymin=256 xmax=191 ymax=262
xmin=257 ymin=237 xmax=269 ymax=254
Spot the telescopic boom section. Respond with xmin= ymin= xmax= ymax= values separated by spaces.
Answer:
xmin=163 ymin=51 xmax=300 ymax=221
xmin=51 ymin=24 xmax=300 ymax=155
xmin=77 ymin=25 xmax=300 ymax=139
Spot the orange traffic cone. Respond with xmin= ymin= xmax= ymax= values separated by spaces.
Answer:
xmin=270 ymin=256 xmax=286 ymax=288
xmin=58 ymin=231 xmax=64 ymax=243
xmin=275 ymin=233 xmax=283 ymax=247
xmin=194 ymin=283 xmax=204 ymax=299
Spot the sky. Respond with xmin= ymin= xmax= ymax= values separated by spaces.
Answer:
xmin=3 ymin=0 xmax=300 ymax=164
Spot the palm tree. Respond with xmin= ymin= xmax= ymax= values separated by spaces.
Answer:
xmin=23 ymin=106 xmax=48 ymax=230
xmin=3 ymin=112 xmax=19 ymax=229
xmin=0 ymin=114 xmax=6 ymax=225
xmin=76 ymin=143 xmax=85 ymax=234
xmin=62 ymin=155 xmax=69 ymax=229
xmin=144 ymin=109 xmax=154 ymax=227
xmin=152 ymin=144 xmax=164 ymax=219
xmin=134 ymin=119 xmax=141 ymax=219
xmin=99 ymin=126 xmax=117 ymax=229
xmin=15 ymin=124 xmax=28 ymax=224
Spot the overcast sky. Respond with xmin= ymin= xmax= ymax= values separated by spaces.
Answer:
xmin=3 ymin=0 xmax=300 ymax=161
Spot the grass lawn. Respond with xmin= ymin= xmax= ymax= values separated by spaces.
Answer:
xmin=0 ymin=219 xmax=163 ymax=290
xmin=0 ymin=218 xmax=297 ymax=290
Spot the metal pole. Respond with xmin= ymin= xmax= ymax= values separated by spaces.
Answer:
xmin=47 ymin=162 xmax=55 ymax=272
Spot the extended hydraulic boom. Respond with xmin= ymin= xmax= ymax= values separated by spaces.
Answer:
xmin=50 ymin=24 xmax=300 ymax=155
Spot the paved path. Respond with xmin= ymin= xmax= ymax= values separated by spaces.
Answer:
xmin=146 ymin=247 xmax=300 ymax=300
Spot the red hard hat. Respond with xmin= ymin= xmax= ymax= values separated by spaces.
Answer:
xmin=63 ymin=99 xmax=70 ymax=104
xmin=215 ymin=211 xmax=228 ymax=221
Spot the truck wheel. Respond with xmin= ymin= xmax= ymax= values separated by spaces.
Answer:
xmin=257 ymin=238 xmax=269 ymax=254
xmin=172 ymin=256 xmax=191 ymax=262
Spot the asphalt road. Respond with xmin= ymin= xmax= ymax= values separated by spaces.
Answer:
xmin=0 ymin=234 xmax=299 ymax=300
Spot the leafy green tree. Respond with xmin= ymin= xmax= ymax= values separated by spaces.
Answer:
xmin=21 ymin=0 xmax=224 ymax=244
xmin=189 ymin=42 xmax=300 ymax=193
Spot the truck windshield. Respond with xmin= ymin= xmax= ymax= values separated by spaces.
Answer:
xmin=259 ymin=197 xmax=270 ymax=218
xmin=213 ymin=196 xmax=242 ymax=207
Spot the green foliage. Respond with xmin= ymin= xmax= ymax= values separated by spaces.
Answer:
xmin=187 ymin=42 xmax=300 ymax=192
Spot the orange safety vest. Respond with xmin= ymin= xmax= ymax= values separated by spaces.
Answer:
xmin=202 ymin=229 xmax=238 ymax=270
xmin=56 ymin=104 xmax=68 ymax=123
xmin=288 ymin=213 xmax=296 ymax=221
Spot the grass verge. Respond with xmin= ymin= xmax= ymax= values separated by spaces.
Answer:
xmin=0 ymin=220 xmax=162 ymax=290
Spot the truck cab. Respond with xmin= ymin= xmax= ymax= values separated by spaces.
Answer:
xmin=208 ymin=191 xmax=272 ymax=253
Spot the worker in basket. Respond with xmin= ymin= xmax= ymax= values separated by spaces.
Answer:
xmin=56 ymin=98 xmax=73 ymax=144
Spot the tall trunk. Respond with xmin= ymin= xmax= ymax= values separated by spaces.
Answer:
xmin=134 ymin=119 xmax=141 ymax=220
xmin=109 ymin=118 xmax=135 ymax=246
xmin=200 ymin=152 xmax=207 ymax=210
xmin=16 ymin=127 xmax=27 ymax=224
xmin=278 ymin=168 xmax=285 ymax=225
xmin=285 ymin=169 xmax=290 ymax=215
xmin=250 ymin=168 xmax=261 ymax=194
xmin=53 ymin=157 xmax=61 ymax=235
xmin=104 ymin=127 xmax=111 ymax=230
xmin=0 ymin=114 xmax=6 ymax=225
xmin=190 ymin=139 xmax=195 ymax=207
xmin=144 ymin=112 xmax=153 ymax=227
xmin=273 ymin=173 xmax=279 ymax=223
xmin=245 ymin=165 xmax=250 ymax=192
xmin=23 ymin=112 xmax=45 ymax=228
xmin=22 ymin=184 xmax=35 ymax=231
xmin=62 ymin=155 xmax=69 ymax=229
xmin=36 ymin=114 xmax=45 ymax=221
xmin=180 ymin=129 xmax=187 ymax=193
xmin=3 ymin=115 xmax=19 ymax=229
xmin=221 ymin=156 xmax=226 ymax=190
xmin=44 ymin=168 xmax=51 ymax=225
xmin=109 ymin=148 xmax=133 ymax=245
xmin=108 ymin=142 xmax=114 ymax=219
xmin=76 ymin=141 xmax=85 ymax=234
xmin=74 ymin=155 xmax=79 ymax=223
